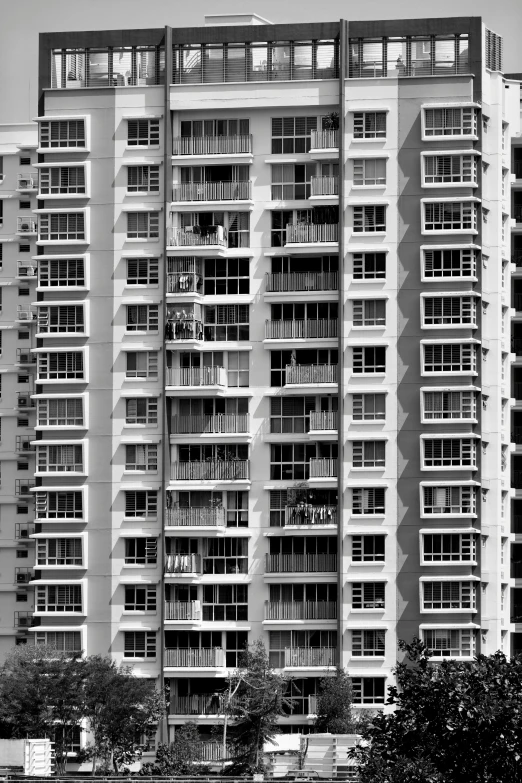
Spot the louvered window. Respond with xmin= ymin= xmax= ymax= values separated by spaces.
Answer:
xmin=125 ymin=352 xmax=158 ymax=379
xmin=422 ymin=533 xmax=476 ymax=563
xmin=35 ymin=631 xmax=82 ymax=652
xmin=126 ymin=258 xmax=159 ymax=285
xmin=127 ymin=119 xmax=160 ymax=146
xmin=124 ymin=631 xmax=156 ymax=658
xmin=124 ymin=585 xmax=157 ymax=611
xmin=38 ymin=444 xmax=84 ymax=473
xmin=353 ymin=346 xmax=386 ymax=373
xmin=352 ymin=582 xmax=385 ymax=609
xmin=124 ymin=537 xmax=157 ymax=564
xmin=203 ymin=304 xmax=249 ymax=341
xmin=127 ymin=165 xmax=160 ymax=193
xmin=36 ymin=491 xmax=83 ymax=519
xmin=423 ymin=485 xmax=475 ymax=515
xmin=39 ymin=120 xmax=86 ymax=149
xmin=37 ymin=398 xmax=83 ymax=427
xmin=352 ymin=252 xmax=386 ymax=279
xmin=271 ymin=117 xmax=318 ymax=154
xmin=270 ymin=396 xmax=315 ymax=434
xmin=423 ymin=343 xmax=476 ymax=373
xmin=125 ymin=397 xmax=158 ymax=425
xmin=423 ymin=391 xmax=476 ymax=421
xmin=353 ymin=299 xmax=386 ymax=326
xmin=424 ymin=107 xmax=477 ymax=137
xmin=353 ymin=158 xmax=386 ymax=186
xmin=351 ymin=678 xmax=385 ymax=704
xmin=422 ymin=581 xmax=475 ymax=611
xmin=39 ymin=212 xmax=85 ymax=241
xmin=423 ymin=248 xmax=477 ymax=279
xmin=352 ymin=535 xmax=385 ymax=562
xmin=423 ymin=438 xmax=476 ymax=468
xmin=37 ymin=538 xmax=83 ymax=566
xmin=126 ymin=304 xmax=159 ymax=332
xmin=424 ymin=155 xmax=476 ymax=184
xmin=352 ymin=630 xmax=385 ymax=657
xmin=38 ymin=258 xmax=85 ymax=287
xmin=39 ymin=166 xmax=86 ymax=195
xmin=352 ymin=440 xmax=386 ymax=468
xmin=37 ymin=351 xmax=84 ymax=381
xmin=352 ymin=393 xmax=386 ymax=421
xmin=423 ymin=629 xmax=475 ymax=657
xmin=127 ymin=212 xmax=159 ymax=239
xmin=38 ymin=305 xmax=85 ymax=333
xmin=353 ymin=205 xmax=386 ymax=232
xmin=353 ymin=112 xmax=386 ymax=139
xmin=124 ymin=491 xmax=157 ymax=519
xmin=36 ymin=584 xmax=82 ymax=612
xmin=125 ymin=444 xmax=158 ymax=472
xmin=352 ymin=487 xmax=385 ymax=515
xmin=485 ymin=29 xmax=503 ymax=72
xmin=424 ymin=201 xmax=476 ymax=232
xmin=423 ymin=295 xmax=476 ymax=326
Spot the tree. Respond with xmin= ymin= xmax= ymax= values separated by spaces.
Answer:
xmin=352 ymin=638 xmax=522 ymax=783
xmin=226 ymin=639 xmax=290 ymax=774
xmin=315 ymin=668 xmax=355 ymax=734
xmin=140 ymin=723 xmax=206 ymax=775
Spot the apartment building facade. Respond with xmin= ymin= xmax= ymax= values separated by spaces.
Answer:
xmin=0 ymin=12 xmax=520 ymax=748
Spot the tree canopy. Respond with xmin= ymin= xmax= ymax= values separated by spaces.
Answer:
xmin=315 ymin=667 xmax=355 ymax=734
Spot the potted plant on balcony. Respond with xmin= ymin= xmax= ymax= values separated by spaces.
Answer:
xmin=322 ymin=111 xmax=339 ymax=130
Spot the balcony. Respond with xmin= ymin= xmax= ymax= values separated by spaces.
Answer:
xmin=165 ymin=647 xmax=225 ymax=667
xmin=310 ymin=129 xmax=339 ymax=152
xmin=166 ymin=318 xmax=204 ymax=342
xmin=16 ymin=306 xmax=37 ymax=323
xmin=309 ymin=459 xmax=337 ymax=479
xmin=284 ymin=647 xmax=338 ymax=667
xmin=265 ymin=272 xmax=338 ymax=294
xmin=167 ymin=227 xmax=227 ymax=249
xmin=16 ymin=218 xmax=37 ymax=235
xmin=171 ymin=414 xmax=249 ymax=435
xmin=16 ymin=349 xmax=37 ymax=366
xmin=16 ymin=435 xmax=36 ymax=453
xmin=309 ymin=411 xmax=338 ymax=432
xmin=15 ymin=479 xmax=35 ymax=497
xmin=173 ymin=135 xmax=252 ymax=156
xmin=17 ymin=174 xmax=38 ymax=191
xmin=16 ymin=262 xmax=37 ymax=278
xmin=310 ymin=176 xmax=339 ymax=197
xmin=16 ymin=393 xmax=35 ymax=410
xmin=165 ymin=554 xmax=202 ymax=575
xmin=285 ymin=224 xmax=338 ymax=245
xmin=265 ymin=554 xmax=337 ymax=573
xmin=171 ymin=460 xmax=250 ymax=481
xmin=15 ymin=522 xmax=35 ymax=540
xmin=265 ymin=601 xmax=337 ymax=620
xmin=14 ymin=611 xmax=34 ymax=630
xmin=15 ymin=567 xmax=34 ymax=585
xmin=285 ymin=364 xmax=338 ymax=387
xmin=165 ymin=601 xmax=201 ymax=621
xmin=165 ymin=367 xmax=227 ymax=389
xmin=285 ymin=505 xmax=338 ymax=527
xmin=265 ymin=320 xmax=337 ymax=340
xmin=172 ymin=181 xmax=252 ymax=203
xmin=170 ymin=694 xmax=224 ymax=716
xmin=165 ymin=506 xmax=226 ymax=528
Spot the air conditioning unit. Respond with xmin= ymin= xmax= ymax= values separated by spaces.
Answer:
xmin=19 ymin=529 xmax=29 ymax=538
xmin=19 ymin=178 xmax=30 ymax=188
xmin=18 ymin=485 xmax=30 ymax=495
xmin=19 ymin=353 xmax=31 ymax=364
xmin=17 ymin=616 xmax=30 ymax=627
xmin=21 ymin=441 xmax=31 ymax=451
xmin=16 ymin=573 xmax=30 ymax=584
xmin=20 ymin=222 xmax=30 ymax=231
xmin=19 ymin=266 xmax=34 ymax=277
xmin=18 ymin=395 xmax=29 ymax=407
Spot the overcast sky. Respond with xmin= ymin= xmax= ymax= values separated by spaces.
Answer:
xmin=0 ymin=0 xmax=521 ymax=124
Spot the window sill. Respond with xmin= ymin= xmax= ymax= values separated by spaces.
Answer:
xmin=421 ymin=182 xmax=478 ymax=189
xmin=351 ymin=466 xmax=386 ymax=471
xmin=122 ymin=564 xmax=157 ymax=569
xmin=123 ymin=470 xmax=159 ymax=475
xmin=352 ymin=372 xmax=387 ymax=377
xmin=350 ymin=561 xmax=386 ymax=566
xmin=350 ymin=514 xmax=386 ymax=519
xmin=351 ymin=325 xmax=386 ymax=330
xmin=125 ymin=191 xmax=161 ymax=197
xmin=352 ymin=231 xmax=386 ymax=236
xmin=421 ymin=230 xmax=479 ymax=236
xmin=350 ymin=278 xmax=387 ymax=284
xmin=123 ymin=423 xmax=159 ymax=428
xmin=421 ymin=135 xmax=479 ymax=142
xmin=122 ymin=656 xmax=157 ymax=661
xmin=421 ymin=324 xmax=477 ymax=330
xmin=124 ymin=284 xmax=160 ymax=290
xmin=121 ymin=610 xmax=158 ymax=615
xmin=421 ymin=561 xmax=478 ymax=567
xmin=350 ymin=138 xmax=387 ymax=143
xmin=125 ymin=238 xmax=160 ymax=243
xmin=349 ymin=608 xmax=385 ymax=613
xmin=421 ymin=466 xmax=478 ymax=472
xmin=421 ymin=276 xmax=478 ymax=283
xmin=421 ymin=417 xmax=478 ymax=425
xmin=125 ymin=146 xmax=161 ymax=151
xmin=351 ymin=184 xmax=387 ymax=190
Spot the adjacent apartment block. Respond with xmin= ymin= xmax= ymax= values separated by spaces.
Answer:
xmin=0 ymin=12 xmax=521 ymax=747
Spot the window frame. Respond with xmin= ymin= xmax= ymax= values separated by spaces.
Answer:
xmin=353 ymin=111 xmax=387 ymax=140
xmin=123 ymin=630 xmax=156 ymax=658
xmin=352 ymin=298 xmax=386 ymax=327
xmin=351 ymin=393 xmax=386 ymax=421
xmin=38 ymin=257 xmax=86 ymax=289
xmin=421 ymin=246 xmax=478 ymax=281
xmin=127 ymin=165 xmax=161 ymax=194
xmin=37 ymin=396 xmax=85 ymax=428
xmin=125 ymin=397 xmax=158 ymax=426
xmin=421 ymin=436 xmax=478 ymax=470
xmin=422 ymin=342 xmax=477 ymax=376
xmin=421 ymin=293 xmax=478 ymax=328
xmin=353 ymin=204 xmax=386 ymax=234
xmin=421 ymin=484 xmax=476 ymax=517
xmin=422 ymin=628 xmax=476 ymax=658
xmin=422 ymin=152 xmax=478 ymax=187
xmin=422 ymin=200 xmax=478 ymax=234
xmin=421 ymin=580 xmax=477 ymax=612
xmin=124 ymin=443 xmax=158 ymax=473
xmin=126 ymin=211 xmax=160 ymax=240
xmin=127 ymin=119 xmax=160 ymax=148
xmin=422 ymin=106 xmax=478 ymax=140
xmin=126 ymin=257 xmax=159 ymax=286
xmin=126 ymin=304 xmax=159 ymax=333
xmin=352 ymin=440 xmax=386 ymax=469
xmin=421 ymin=389 xmax=477 ymax=423
xmin=352 ymin=157 xmax=387 ymax=187
xmin=38 ymin=119 xmax=87 ymax=151
xmin=420 ymin=531 xmax=477 ymax=566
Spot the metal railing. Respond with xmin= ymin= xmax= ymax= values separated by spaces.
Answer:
xmin=16 ymin=435 xmax=35 ymax=452
xmin=284 ymin=647 xmax=338 ymax=667
xmin=265 ymin=601 xmax=337 ymax=620
xmin=15 ymin=523 xmax=35 ymax=540
xmin=265 ymin=319 xmax=337 ymax=340
xmin=173 ymin=135 xmax=252 ymax=156
xmin=166 ymin=318 xmax=204 ymax=341
xmin=16 ymin=262 xmax=37 ymax=278
xmin=310 ymin=176 xmax=339 ymax=196
xmin=309 ymin=458 xmax=338 ymax=478
xmin=164 ymin=601 xmax=201 ymax=621
xmin=265 ymin=554 xmax=337 ymax=573
xmin=164 ymin=647 xmax=224 ymax=667
xmin=265 ymin=272 xmax=338 ymax=293
xmin=285 ymin=505 xmax=338 ymax=526
xmin=286 ymin=224 xmax=338 ymax=244
xmin=310 ymin=129 xmax=339 ymax=149
xmin=17 ymin=218 xmax=37 ymax=233
xmin=309 ymin=411 xmax=338 ymax=431
xmin=167 ymin=227 xmax=227 ymax=247
xmin=170 ymin=694 xmax=223 ymax=715
xmin=171 ymin=460 xmax=249 ymax=481
xmin=164 ymin=553 xmax=202 ymax=574
xmin=15 ymin=479 xmax=35 ymax=496
xmin=17 ymin=174 xmax=38 ymax=189
xmin=16 ymin=348 xmax=36 ymax=364
xmin=16 ymin=306 xmax=37 ymax=322
xmin=14 ymin=611 xmax=34 ymax=629
xmin=172 ymin=181 xmax=252 ymax=202
xmin=285 ymin=364 xmax=338 ymax=385
xmin=171 ymin=414 xmax=248 ymax=435
xmin=165 ymin=367 xmax=227 ymax=387
xmin=165 ymin=506 xmax=226 ymax=527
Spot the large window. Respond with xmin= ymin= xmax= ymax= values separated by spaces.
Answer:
xmin=203 ymin=258 xmax=250 ymax=295
xmin=39 ymin=213 xmax=85 ymax=241
xmin=423 ymin=390 xmax=476 ymax=421
xmin=35 ymin=491 xmax=83 ymax=520
xmin=352 ymin=535 xmax=385 ymax=563
xmin=352 ymin=487 xmax=385 ymax=515
xmin=351 ymin=677 xmax=385 ymax=704
xmin=204 ymin=304 xmax=249 ymax=341
xmin=126 ymin=258 xmax=159 ymax=286
xmin=39 ymin=119 xmax=86 ymax=149
xmin=126 ymin=304 xmax=159 ymax=332
xmin=37 ymin=398 xmax=84 ymax=427
xmin=127 ymin=212 xmax=159 ymax=240
xmin=422 ymin=247 xmax=477 ymax=279
xmin=39 ymin=166 xmax=86 ymax=195
xmin=422 ymin=581 xmax=476 ymax=611
xmin=352 ymin=299 xmax=386 ymax=326
xmin=127 ymin=119 xmax=160 ymax=147
xmin=37 ymin=444 xmax=83 ymax=473
xmin=352 ymin=582 xmax=385 ymax=609
xmin=202 ymin=585 xmax=248 ymax=621
xmin=422 ymin=438 xmax=476 ymax=468
xmin=352 ymin=393 xmax=385 ymax=421
xmin=125 ymin=444 xmax=158 ymax=472
xmin=353 ymin=112 xmax=386 ymax=139
xmin=422 ymin=485 xmax=476 ymax=515
xmin=202 ymin=538 xmax=248 ymax=575
xmin=423 ymin=628 xmax=476 ymax=658
xmin=353 ymin=346 xmax=386 ymax=374
xmin=125 ymin=397 xmax=158 ymax=425
xmin=38 ymin=258 xmax=85 ymax=288
xmin=124 ymin=537 xmax=157 ymax=564
xmin=423 ymin=154 xmax=477 ymax=184
xmin=37 ymin=538 xmax=83 ymax=566
xmin=270 ymin=443 xmax=317 ymax=480
xmin=124 ymin=631 xmax=156 ymax=658
xmin=423 ymin=343 xmax=476 ymax=374
xmin=422 ymin=533 xmax=476 ymax=564
xmin=271 ymin=163 xmax=315 ymax=200
xmin=353 ymin=205 xmax=386 ymax=233
xmin=38 ymin=305 xmax=85 ymax=334
xmin=127 ymin=165 xmax=160 ymax=193
xmin=270 ymin=397 xmax=314 ymax=433
xmin=124 ymin=491 xmax=158 ymax=519
xmin=423 ymin=107 xmax=477 ymax=138
xmin=423 ymin=201 xmax=477 ymax=232
xmin=423 ymin=295 xmax=476 ymax=326
xmin=352 ymin=252 xmax=386 ymax=280
xmin=228 ymin=351 xmax=249 ymax=387
xmin=126 ymin=351 xmax=158 ymax=379
xmin=35 ymin=631 xmax=82 ymax=652
xmin=271 ymin=117 xmax=318 ymax=154
xmin=36 ymin=584 xmax=82 ymax=613
xmin=352 ymin=630 xmax=385 ymax=657
xmin=352 ymin=440 xmax=386 ymax=468
xmin=124 ymin=585 xmax=157 ymax=611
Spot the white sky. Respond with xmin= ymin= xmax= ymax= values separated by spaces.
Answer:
xmin=0 ymin=0 xmax=521 ymax=123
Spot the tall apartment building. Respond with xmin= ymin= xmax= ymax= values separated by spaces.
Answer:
xmin=1 ymin=12 xmax=521 ymax=748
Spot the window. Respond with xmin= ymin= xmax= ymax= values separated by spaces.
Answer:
xmin=16 ymin=594 xmax=28 ymax=603
xmin=19 ymin=243 xmax=30 ymax=253
xmin=422 ymin=485 xmax=476 ymax=515
xmin=178 ymin=118 xmax=250 ymax=149
xmin=38 ymin=305 xmax=85 ymax=334
xmin=352 ymin=630 xmax=385 ymax=657
xmin=127 ymin=212 xmax=159 ymax=240
xmin=353 ymin=159 xmax=386 ymax=186
xmin=37 ymin=538 xmax=83 ymax=566
xmin=38 ymin=213 xmax=85 ymax=241
xmin=202 ymin=584 xmax=248 ymax=621
xmin=352 ymin=440 xmax=386 ymax=468
xmin=19 ymin=200 xmax=31 ymax=209
xmin=124 ymin=585 xmax=157 ymax=611
xmin=271 ymin=163 xmax=315 ymax=200
xmin=352 ymin=535 xmax=385 ymax=562
xmin=37 ymin=444 xmax=84 ymax=473
xmin=352 ymin=487 xmax=385 ymax=515
xmin=126 ymin=258 xmax=159 ymax=286
xmin=203 ymin=257 xmax=250 ymax=295
xmin=16 ymin=550 xmax=29 ymax=559
xmin=422 ymin=581 xmax=476 ymax=611
xmin=423 ymin=390 xmax=476 ymax=421
xmin=203 ymin=538 xmax=248 ymax=575
xmin=127 ymin=119 xmax=160 ymax=147
xmin=351 ymin=677 xmax=385 ymax=705
xmin=422 ymin=247 xmax=477 ymax=279
xmin=36 ymin=491 xmax=83 ymax=520
xmin=125 ymin=444 xmax=158 ymax=472
xmin=124 ymin=491 xmax=157 ymax=519
xmin=39 ymin=166 xmax=86 ymax=195
xmin=37 ymin=351 xmax=84 ymax=381
xmin=352 ymin=582 xmax=385 ymax=609
xmin=423 ymin=201 xmax=477 ymax=232
xmin=422 ymin=533 xmax=476 ymax=564
xmin=270 ymin=443 xmax=317 ymax=480
xmin=124 ymin=537 xmax=157 ymax=564
xmin=18 ymin=330 xmax=29 ymax=338
xmin=352 ymin=252 xmax=386 ymax=280
xmin=226 ymin=491 xmax=249 ymax=528
xmin=126 ymin=304 xmax=159 ymax=332
xmin=37 ymin=398 xmax=84 ymax=427
xmin=39 ymin=120 xmax=86 ymax=149
xmin=271 ymin=117 xmax=317 ymax=154
xmin=204 ymin=304 xmax=249 ymax=341
xmin=17 ymin=418 xmax=29 ymax=427
xmin=423 ymin=107 xmax=477 ymax=138
xmin=422 ymin=438 xmax=476 ymax=468
xmin=35 ymin=631 xmax=82 ymax=652
xmin=36 ymin=584 xmax=82 ymax=613
xmin=38 ymin=258 xmax=85 ymax=288
xmin=124 ymin=631 xmax=156 ymax=658
xmin=18 ymin=374 xmax=30 ymax=384
xmin=353 ymin=299 xmax=386 ymax=326
xmin=353 ymin=205 xmax=386 ymax=233
xmin=125 ymin=398 xmax=158 ymax=425
xmin=353 ymin=111 xmax=386 ymax=139
xmin=271 ymin=210 xmax=292 ymax=247
xmin=19 ymin=156 xmax=31 ymax=166
xmin=423 ymin=628 xmax=476 ymax=658
xmin=17 ymin=461 xmax=29 ymax=471
xmin=424 ymin=342 xmax=477 ymax=375
xmin=423 ymin=296 xmax=476 ymax=326
xmin=270 ymin=397 xmax=314 ymax=434
xmin=352 ymin=393 xmax=385 ymax=421
xmin=423 ymin=155 xmax=477 ymax=184
xmin=126 ymin=352 xmax=158 ymax=379
xmin=353 ymin=346 xmax=386 ymax=374
xmin=228 ymin=351 xmax=249 ymax=387
xmin=127 ymin=166 xmax=160 ymax=193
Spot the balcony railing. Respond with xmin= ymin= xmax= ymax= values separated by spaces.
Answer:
xmin=17 ymin=306 xmax=37 ymax=322
xmin=165 ymin=506 xmax=226 ymax=527
xmin=15 ymin=522 xmax=35 ymax=540
xmin=16 ymin=262 xmax=37 ymax=278
xmin=14 ymin=611 xmax=34 ymax=629
xmin=284 ymin=647 xmax=338 ymax=667
xmin=265 ymin=272 xmax=338 ymax=293
xmin=265 ymin=601 xmax=337 ymax=620
xmin=172 ymin=460 xmax=249 ymax=481
xmin=310 ymin=176 xmax=339 ymax=196
xmin=172 ymin=181 xmax=252 ymax=202
xmin=285 ymin=504 xmax=338 ymax=526
xmin=309 ymin=411 xmax=338 ymax=431
xmin=17 ymin=218 xmax=37 ymax=234
xmin=165 ymin=648 xmax=224 ymax=667
xmin=167 ymin=227 xmax=227 ymax=247
xmin=173 ymin=135 xmax=252 ymax=156
xmin=265 ymin=554 xmax=337 ymax=573
xmin=285 ymin=364 xmax=338 ymax=385
xmin=164 ymin=601 xmax=201 ymax=621
xmin=310 ymin=129 xmax=339 ymax=150
xmin=171 ymin=694 xmax=223 ymax=715
xmin=164 ymin=554 xmax=202 ymax=574
xmin=286 ymin=224 xmax=338 ymax=244
xmin=265 ymin=319 xmax=337 ymax=340
xmin=309 ymin=458 xmax=337 ymax=478
xmin=171 ymin=414 xmax=249 ymax=435
xmin=167 ymin=273 xmax=203 ymax=295
xmin=165 ymin=367 xmax=227 ymax=387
